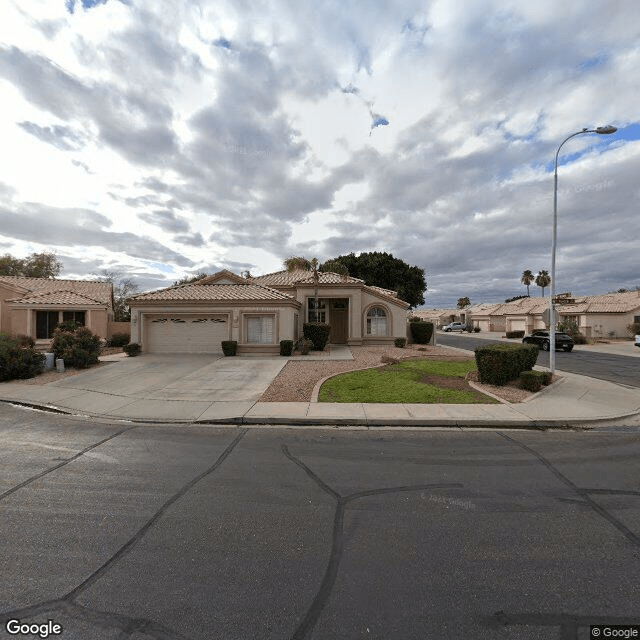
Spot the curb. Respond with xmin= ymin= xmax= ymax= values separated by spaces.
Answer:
xmin=2 ymin=398 xmax=637 ymax=430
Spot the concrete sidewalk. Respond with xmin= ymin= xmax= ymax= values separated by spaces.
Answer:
xmin=1 ymin=354 xmax=638 ymax=428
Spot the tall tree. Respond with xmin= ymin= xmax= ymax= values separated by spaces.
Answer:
xmin=96 ymin=271 xmax=140 ymax=322
xmin=535 ymin=270 xmax=551 ymax=297
xmin=520 ymin=269 xmax=534 ymax=296
xmin=320 ymin=251 xmax=426 ymax=308
xmin=0 ymin=251 xmax=62 ymax=278
xmin=457 ymin=297 xmax=470 ymax=309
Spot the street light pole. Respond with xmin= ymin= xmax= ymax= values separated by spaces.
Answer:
xmin=549 ymin=125 xmax=617 ymax=374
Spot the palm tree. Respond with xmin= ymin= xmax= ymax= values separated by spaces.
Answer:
xmin=535 ymin=270 xmax=551 ymax=297
xmin=520 ymin=270 xmax=534 ymax=296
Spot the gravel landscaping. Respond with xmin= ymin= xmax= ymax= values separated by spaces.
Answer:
xmin=260 ymin=344 xmax=534 ymax=403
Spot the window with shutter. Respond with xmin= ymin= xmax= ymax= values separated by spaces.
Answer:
xmin=247 ymin=316 xmax=274 ymax=344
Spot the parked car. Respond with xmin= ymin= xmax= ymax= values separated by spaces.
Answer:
xmin=443 ymin=322 xmax=468 ymax=332
xmin=522 ymin=330 xmax=574 ymax=352
xmin=635 ymin=335 xmax=640 ymax=348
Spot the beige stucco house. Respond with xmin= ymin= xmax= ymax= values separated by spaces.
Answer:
xmin=128 ymin=269 xmax=410 ymax=355
xmin=0 ymin=276 xmax=115 ymax=347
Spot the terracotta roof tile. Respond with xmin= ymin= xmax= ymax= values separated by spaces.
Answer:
xmin=253 ymin=270 xmax=364 ymax=286
xmin=8 ymin=290 xmax=105 ymax=305
xmin=0 ymin=277 xmax=113 ymax=306
xmin=130 ymin=283 xmax=298 ymax=303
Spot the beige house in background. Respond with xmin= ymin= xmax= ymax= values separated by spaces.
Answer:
xmin=0 ymin=276 xmax=115 ymax=346
xmin=419 ymin=291 xmax=640 ymax=338
xmin=128 ymin=269 xmax=410 ymax=355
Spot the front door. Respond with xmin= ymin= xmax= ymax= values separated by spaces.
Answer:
xmin=330 ymin=300 xmax=348 ymax=343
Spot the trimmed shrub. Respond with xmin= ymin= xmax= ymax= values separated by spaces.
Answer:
xmin=107 ymin=332 xmax=131 ymax=348
xmin=280 ymin=340 xmax=294 ymax=356
xmin=474 ymin=343 xmax=539 ymax=386
xmin=123 ymin=343 xmax=140 ymax=357
xmin=473 ymin=326 xmax=481 ymax=333
xmin=409 ymin=320 xmax=434 ymax=344
xmin=505 ymin=330 xmax=525 ymax=339
xmin=50 ymin=326 xmax=101 ymax=369
xmin=0 ymin=332 xmax=45 ymax=381
xmin=540 ymin=371 xmax=553 ymax=386
xmin=303 ymin=323 xmax=331 ymax=351
xmin=519 ymin=370 xmax=543 ymax=392
xmin=394 ymin=337 xmax=406 ymax=348
xmin=222 ymin=340 xmax=237 ymax=356
xmin=572 ymin=333 xmax=588 ymax=344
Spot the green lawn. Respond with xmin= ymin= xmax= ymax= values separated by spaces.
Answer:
xmin=318 ymin=359 xmax=499 ymax=404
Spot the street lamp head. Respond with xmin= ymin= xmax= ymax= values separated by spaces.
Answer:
xmin=596 ymin=125 xmax=617 ymax=134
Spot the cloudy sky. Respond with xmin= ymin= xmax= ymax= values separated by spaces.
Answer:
xmin=1 ymin=0 xmax=638 ymax=308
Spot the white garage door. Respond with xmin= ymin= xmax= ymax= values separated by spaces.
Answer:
xmin=145 ymin=314 xmax=229 ymax=354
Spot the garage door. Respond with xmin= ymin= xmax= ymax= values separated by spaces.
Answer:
xmin=145 ymin=314 xmax=229 ymax=354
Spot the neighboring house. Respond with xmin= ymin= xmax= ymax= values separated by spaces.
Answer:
xmin=0 ymin=276 xmax=115 ymax=347
xmin=411 ymin=308 xmax=462 ymax=328
xmin=460 ymin=291 xmax=640 ymax=337
xmin=127 ymin=269 xmax=410 ymax=355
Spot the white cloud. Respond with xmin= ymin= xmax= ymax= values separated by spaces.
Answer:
xmin=0 ymin=0 xmax=638 ymax=305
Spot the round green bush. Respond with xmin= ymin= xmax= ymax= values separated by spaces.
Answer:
xmin=280 ymin=340 xmax=294 ymax=356
xmin=222 ymin=340 xmax=237 ymax=356
xmin=394 ymin=337 xmax=407 ymax=348
xmin=303 ymin=323 xmax=331 ymax=351
xmin=108 ymin=332 xmax=131 ymax=347
xmin=51 ymin=326 xmax=101 ymax=369
xmin=409 ymin=320 xmax=433 ymax=344
xmin=123 ymin=343 xmax=140 ymax=357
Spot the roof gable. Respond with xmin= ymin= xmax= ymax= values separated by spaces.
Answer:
xmin=196 ymin=270 xmax=248 ymax=285
xmin=0 ymin=276 xmax=113 ymax=307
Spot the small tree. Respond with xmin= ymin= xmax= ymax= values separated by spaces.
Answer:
xmin=457 ymin=297 xmax=470 ymax=309
xmin=96 ymin=270 xmax=140 ymax=322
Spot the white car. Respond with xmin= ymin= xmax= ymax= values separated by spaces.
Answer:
xmin=635 ymin=334 xmax=640 ymax=348
xmin=443 ymin=322 xmax=468 ymax=332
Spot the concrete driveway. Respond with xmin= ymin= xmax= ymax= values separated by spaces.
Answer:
xmin=0 ymin=354 xmax=287 ymax=422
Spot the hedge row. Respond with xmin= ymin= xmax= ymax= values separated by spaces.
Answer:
xmin=474 ymin=343 xmax=539 ymax=386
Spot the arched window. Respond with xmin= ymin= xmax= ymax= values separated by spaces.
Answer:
xmin=366 ymin=306 xmax=388 ymax=336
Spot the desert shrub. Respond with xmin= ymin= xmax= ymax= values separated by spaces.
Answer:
xmin=626 ymin=322 xmax=640 ymax=337
xmin=558 ymin=318 xmax=580 ymax=336
xmin=409 ymin=320 xmax=434 ymax=344
xmin=303 ymin=323 xmax=331 ymax=351
xmin=572 ymin=333 xmax=588 ymax=344
xmin=123 ymin=343 xmax=140 ymax=357
xmin=505 ymin=330 xmax=525 ymax=339
xmin=474 ymin=343 xmax=539 ymax=386
xmin=280 ymin=340 xmax=294 ymax=356
xmin=50 ymin=326 xmax=101 ymax=369
xmin=0 ymin=332 xmax=45 ymax=381
xmin=519 ymin=371 xmax=543 ymax=392
xmin=107 ymin=332 xmax=131 ymax=347
xmin=295 ymin=338 xmax=313 ymax=354
xmin=222 ymin=340 xmax=237 ymax=356
xmin=394 ymin=337 xmax=406 ymax=348
xmin=473 ymin=326 xmax=481 ymax=333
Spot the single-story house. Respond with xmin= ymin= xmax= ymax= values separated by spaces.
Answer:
xmin=0 ymin=276 xmax=115 ymax=347
xmin=127 ymin=269 xmax=410 ymax=355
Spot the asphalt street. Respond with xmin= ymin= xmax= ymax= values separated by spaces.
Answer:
xmin=1 ymin=404 xmax=639 ymax=639
xmin=437 ymin=333 xmax=640 ymax=387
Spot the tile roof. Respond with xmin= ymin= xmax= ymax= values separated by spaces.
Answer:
xmin=253 ymin=270 xmax=365 ymax=286
xmin=130 ymin=283 xmax=299 ymax=303
xmin=8 ymin=290 xmax=105 ymax=305
xmin=0 ymin=276 xmax=113 ymax=306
